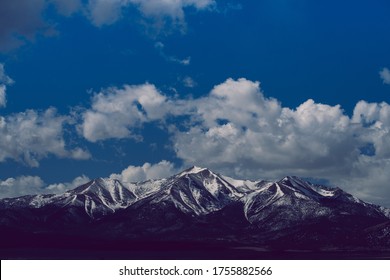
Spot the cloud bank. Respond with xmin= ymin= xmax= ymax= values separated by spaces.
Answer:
xmin=79 ymin=78 xmax=390 ymax=206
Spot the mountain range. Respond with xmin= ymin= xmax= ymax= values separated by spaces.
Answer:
xmin=1 ymin=166 xmax=390 ymax=259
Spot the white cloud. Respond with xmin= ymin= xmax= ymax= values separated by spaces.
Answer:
xmin=110 ymin=160 xmax=177 ymax=182
xmin=4 ymin=76 xmax=385 ymax=206
xmin=0 ymin=176 xmax=45 ymax=198
xmin=196 ymin=78 xmax=282 ymax=128
xmin=0 ymin=162 xmax=175 ymax=199
xmin=0 ymin=174 xmax=90 ymax=199
xmin=0 ymin=63 xmax=14 ymax=107
xmin=175 ymin=56 xmax=191 ymax=65
xmin=155 ymin=41 xmax=191 ymax=65
xmin=379 ymin=67 xmax=390 ymax=85
xmin=0 ymin=71 xmax=90 ymax=166
xmin=80 ymin=83 xmax=171 ymax=142
xmin=173 ymin=79 xmax=357 ymax=181
xmin=46 ymin=175 xmax=90 ymax=193
xmin=69 ymin=147 xmax=92 ymax=160
xmin=352 ymin=100 xmax=390 ymax=158
xmin=157 ymin=78 xmax=390 ymax=206
xmin=77 ymin=78 xmax=390 ymax=206
xmin=0 ymin=108 xmax=90 ymax=167
xmin=332 ymin=157 xmax=390 ymax=207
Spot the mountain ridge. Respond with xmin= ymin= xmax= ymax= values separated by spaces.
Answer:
xmin=1 ymin=166 xmax=390 ymax=259
xmin=1 ymin=166 xmax=389 ymax=220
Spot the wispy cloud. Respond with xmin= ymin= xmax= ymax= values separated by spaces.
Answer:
xmin=183 ymin=76 xmax=197 ymax=88
xmin=0 ymin=0 xmax=216 ymax=51
xmin=128 ymin=0 xmax=215 ymax=25
xmin=0 ymin=63 xmax=14 ymax=107
xmin=52 ymin=0 xmax=82 ymax=16
xmin=155 ymin=42 xmax=191 ymax=65
xmin=380 ymin=67 xmax=390 ymax=85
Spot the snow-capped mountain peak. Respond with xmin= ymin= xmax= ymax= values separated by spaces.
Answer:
xmin=277 ymin=176 xmax=323 ymax=200
xmin=1 ymin=167 xmax=390 ymax=258
xmin=159 ymin=167 xmax=245 ymax=215
xmin=177 ymin=166 xmax=209 ymax=177
xmin=1 ymin=167 xmax=389 ymax=226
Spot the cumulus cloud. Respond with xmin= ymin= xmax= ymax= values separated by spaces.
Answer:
xmin=332 ymin=157 xmax=390 ymax=207
xmin=46 ymin=175 xmax=90 ymax=193
xmin=110 ymin=160 xmax=177 ymax=182
xmin=352 ymin=100 xmax=390 ymax=157
xmin=79 ymin=78 xmax=360 ymax=181
xmin=0 ymin=174 xmax=90 ymax=199
xmin=0 ymin=63 xmax=14 ymax=107
xmin=168 ymin=78 xmax=390 ymax=206
xmin=0 ymin=176 xmax=45 ymax=198
xmin=8 ymin=76 xmax=386 ymax=206
xmin=80 ymin=83 xmax=172 ymax=142
xmin=0 ymin=108 xmax=90 ymax=167
xmin=81 ymin=78 xmax=390 ymax=206
xmin=0 ymin=162 xmax=176 ymax=199
xmin=173 ymin=78 xmax=357 ymax=180
xmin=380 ymin=67 xmax=390 ymax=85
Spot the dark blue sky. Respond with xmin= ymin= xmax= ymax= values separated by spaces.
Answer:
xmin=1 ymin=0 xmax=390 ymax=206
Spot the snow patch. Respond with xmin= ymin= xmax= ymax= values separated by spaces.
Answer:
xmin=294 ymin=192 xmax=309 ymax=200
xmin=221 ymin=175 xmax=259 ymax=191
xmin=178 ymin=166 xmax=207 ymax=177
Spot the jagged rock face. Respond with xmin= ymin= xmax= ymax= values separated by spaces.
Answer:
xmin=0 ymin=166 xmax=390 ymax=250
